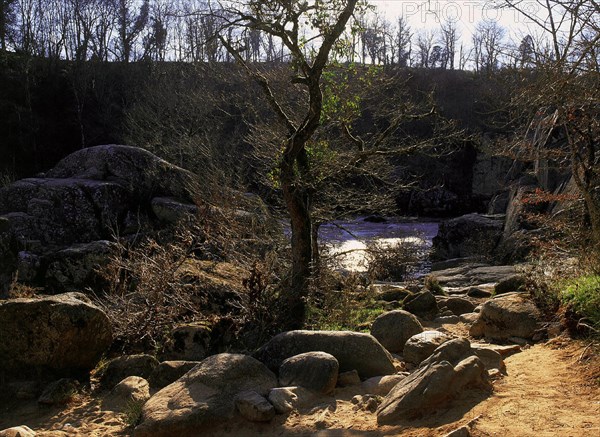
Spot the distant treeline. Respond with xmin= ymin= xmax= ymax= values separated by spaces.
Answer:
xmin=0 ymin=50 xmax=515 ymax=182
xmin=0 ymin=0 xmax=578 ymax=71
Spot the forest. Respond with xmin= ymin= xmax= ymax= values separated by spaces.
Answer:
xmin=0 ymin=1 xmax=599 ymax=436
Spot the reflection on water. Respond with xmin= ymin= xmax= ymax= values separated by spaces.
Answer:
xmin=319 ymin=218 xmax=439 ymax=274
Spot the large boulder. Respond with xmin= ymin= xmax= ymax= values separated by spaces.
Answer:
xmin=43 ymin=145 xmax=197 ymax=202
xmin=432 ymin=214 xmax=504 ymax=260
xmin=0 ymin=145 xmax=199 ymax=293
xmin=370 ymin=310 xmax=424 ymax=353
xmin=135 ymin=354 xmax=277 ymax=437
xmin=0 ymin=292 xmax=112 ymax=380
xmin=254 ymin=330 xmax=396 ymax=378
xmin=377 ymin=356 xmax=490 ymax=424
xmin=377 ymin=338 xmax=491 ymax=424
xmin=469 ymin=294 xmax=542 ymax=341
xmin=278 ymin=352 xmax=339 ymax=395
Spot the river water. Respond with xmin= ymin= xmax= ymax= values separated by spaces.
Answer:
xmin=318 ymin=218 xmax=439 ymax=275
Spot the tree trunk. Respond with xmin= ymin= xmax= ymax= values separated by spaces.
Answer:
xmin=281 ymin=162 xmax=313 ymax=330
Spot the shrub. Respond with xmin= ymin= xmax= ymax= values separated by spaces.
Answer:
xmin=424 ymin=275 xmax=445 ymax=295
xmin=365 ymin=238 xmax=425 ymax=282
xmin=561 ymin=275 xmax=600 ymax=330
xmin=123 ymin=399 xmax=145 ymax=427
xmin=95 ymin=230 xmax=203 ymax=354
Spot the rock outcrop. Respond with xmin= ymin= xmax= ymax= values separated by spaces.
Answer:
xmin=0 ymin=145 xmax=199 ymax=293
xmin=432 ymin=214 xmax=504 ymax=260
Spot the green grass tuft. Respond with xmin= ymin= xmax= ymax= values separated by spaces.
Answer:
xmin=561 ymin=275 xmax=600 ymax=328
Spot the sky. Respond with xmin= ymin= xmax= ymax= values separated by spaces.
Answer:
xmin=369 ymin=0 xmax=541 ymax=42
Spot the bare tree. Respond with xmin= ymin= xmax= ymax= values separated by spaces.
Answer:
xmin=439 ymin=19 xmax=459 ymax=70
xmin=415 ymin=29 xmax=435 ymax=68
xmin=472 ymin=20 xmax=506 ymax=73
xmin=113 ymin=0 xmax=149 ymax=62
xmin=0 ymin=0 xmax=17 ymax=51
xmin=393 ymin=16 xmax=411 ymax=67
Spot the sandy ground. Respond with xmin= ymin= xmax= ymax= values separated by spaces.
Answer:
xmin=1 ymin=338 xmax=597 ymax=437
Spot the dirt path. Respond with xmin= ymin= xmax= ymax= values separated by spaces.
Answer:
xmin=468 ymin=341 xmax=600 ymax=437
xmin=1 ymin=340 xmax=598 ymax=436
xmin=210 ymin=340 xmax=600 ymax=436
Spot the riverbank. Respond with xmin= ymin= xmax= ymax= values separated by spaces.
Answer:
xmin=2 ymin=258 xmax=598 ymax=437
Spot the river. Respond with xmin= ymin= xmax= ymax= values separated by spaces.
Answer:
xmin=318 ymin=218 xmax=439 ymax=276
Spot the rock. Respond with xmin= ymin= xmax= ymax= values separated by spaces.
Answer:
xmin=435 ymin=315 xmax=460 ymax=324
xmin=254 ymin=330 xmax=396 ymax=378
xmin=432 ymin=214 xmax=503 ymax=260
xmin=268 ymin=387 xmax=316 ymax=414
xmin=135 ymin=354 xmax=277 ymax=436
xmin=372 ymin=284 xmax=412 ymax=302
xmin=443 ymin=297 xmax=476 ymax=315
xmin=403 ymin=331 xmax=453 ymax=366
xmin=337 ymin=370 xmax=361 ymax=387
xmin=151 ymin=197 xmax=198 ymax=224
xmin=148 ymin=361 xmax=199 ymax=390
xmin=0 ymin=426 xmax=36 ymax=437
xmin=377 ymin=355 xmax=491 ymax=424
xmin=444 ymin=425 xmax=471 ymax=437
xmin=0 ymin=145 xmax=199 ymax=292
xmin=370 ymin=310 xmax=423 ymax=353
xmin=98 ymin=354 xmax=159 ymax=390
xmin=362 ymin=374 xmax=408 ymax=396
xmin=494 ymin=274 xmax=526 ymax=294
xmin=235 ymin=390 xmax=276 ymax=422
xmin=477 ymin=344 xmax=521 ymax=358
xmin=431 ymin=257 xmax=479 ymax=271
xmin=0 ymin=292 xmax=112 ymax=380
xmin=38 ymin=379 xmax=79 ymax=405
xmin=420 ymin=337 xmax=473 ymax=367
xmin=44 ymin=241 xmax=113 ymax=292
xmin=5 ymin=381 xmax=40 ymax=401
xmin=432 ymin=264 xmax=520 ymax=288
xmin=467 ymin=286 xmax=493 ymax=298
xmin=351 ymin=394 xmax=380 ymax=412
xmin=459 ymin=313 xmax=479 ymax=324
xmin=403 ymin=291 xmax=439 ymax=320
xmin=364 ymin=215 xmax=387 ymax=223
xmin=44 ymin=145 xmax=196 ymax=202
xmin=495 ymin=184 xmax=541 ymax=262
xmin=104 ymin=376 xmax=150 ymax=411
xmin=278 ymin=352 xmax=338 ymax=395
xmin=161 ymin=322 xmax=212 ymax=361
xmin=470 ymin=346 xmax=506 ymax=374
xmin=470 ymin=294 xmax=542 ymax=340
